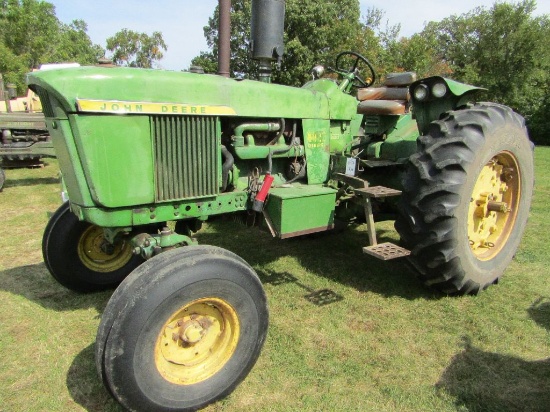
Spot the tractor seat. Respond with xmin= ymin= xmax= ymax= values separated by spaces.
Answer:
xmin=357 ymin=72 xmax=417 ymax=116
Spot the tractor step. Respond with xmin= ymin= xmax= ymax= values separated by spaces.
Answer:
xmin=363 ymin=242 xmax=411 ymax=260
xmin=355 ymin=186 xmax=402 ymax=198
xmin=355 ymin=186 xmax=403 ymax=249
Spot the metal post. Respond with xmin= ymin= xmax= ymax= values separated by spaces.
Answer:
xmin=218 ymin=0 xmax=231 ymax=78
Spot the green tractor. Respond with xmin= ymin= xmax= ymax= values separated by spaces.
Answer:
xmin=0 ymin=73 xmax=54 ymax=190
xmin=27 ymin=0 xmax=533 ymax=410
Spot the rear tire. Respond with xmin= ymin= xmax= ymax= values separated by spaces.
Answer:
xmin=98 ymin=248 xmax=268 ymax=411
xmin=42 ymin=202 xmax=143 ymax=292
xmin=395 ymin=103 xmax=534 ymax=294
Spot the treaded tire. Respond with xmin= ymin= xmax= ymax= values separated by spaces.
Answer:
xmin=42 ymin=202 xmax=143 ymax=292
xmin=98 ymin=248 xmax=268 ymax=412
xmin=395 ymin=103 xmax=534 ymax=294
xmin=95 ymin=245 xmax=248 ymax=394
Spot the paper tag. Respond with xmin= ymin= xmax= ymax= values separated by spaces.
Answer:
xmin=345 ymin=158 xmax=357 ymax=176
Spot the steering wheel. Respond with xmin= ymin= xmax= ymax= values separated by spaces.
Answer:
xmin=335 ymin=51 xmax=376 ymax=88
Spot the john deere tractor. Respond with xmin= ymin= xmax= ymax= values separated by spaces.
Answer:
xmin=26 ymin=0 xmax=533 ymax=410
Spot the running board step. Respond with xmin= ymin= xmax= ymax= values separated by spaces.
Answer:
xmin=355 ymin=186 xmax=403 ymax=249
xmin=363 ymin=242 xmax=411 ymax=260
xmin=355 ymin=186 xmax=402 ymax=198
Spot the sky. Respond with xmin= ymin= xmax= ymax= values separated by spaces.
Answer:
xmin=49 ymin=0 xmax=550 ymax=71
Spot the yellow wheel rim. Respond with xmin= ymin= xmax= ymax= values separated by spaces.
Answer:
xmin=468 ymin=151 xmax=521 ymax=260
xmin=77 ymin=225 xmax=133 ymax=272
xmin=155 ymin=297 xmax=240 ymax=385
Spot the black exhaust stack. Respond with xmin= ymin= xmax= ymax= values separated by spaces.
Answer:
xmin=250 ymin=0 xmax=285 ymax=82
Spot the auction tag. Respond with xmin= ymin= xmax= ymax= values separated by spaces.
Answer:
xmin=345 ymin=158 xmax=357 ymax=176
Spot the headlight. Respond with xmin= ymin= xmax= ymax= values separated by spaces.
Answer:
xmin=432 ymin=82 xmax=447 ymax=98
xmin=413 ymin=84 xmax=429 ymax=101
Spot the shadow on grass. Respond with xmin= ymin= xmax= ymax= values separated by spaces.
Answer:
xmin=438 ymin=300 xmax=550 ymax=412
xmin=67 ymin=344 xmax=124 ymax=412
xmin=3 ymin=176 xmax=60 ymax=188
xmin=528 ymin=297 xmax=550 ymax=332
xmin=0 ymin=262 xmax=112 ymax=313
xmin=437 ymin=337 xmax=550 ymax=412
xmin=197 ymin=218 xmax=440 ymax=301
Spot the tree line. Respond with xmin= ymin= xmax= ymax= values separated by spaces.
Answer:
xmin=0 ymin=0 xmax=166 ymax=92
xmin=1 ymin=0 xmax=548 ymax=143
xmin=192 ymin=0 xmax=550 ymax=144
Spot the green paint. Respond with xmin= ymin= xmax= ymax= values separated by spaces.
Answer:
xmin=29 ymin=67 xmax=338 ymax=120
xmin=303 ymin=118 xmax=331 ymax=184
xmin=265 ymin=185 xmax=337 ymax=238
xmin=378 ymin=114 xmax=419 ymax=162
xmin=27 ymin=66 xmax=485 ymax=235
xmin=72 ymin=115 xmax=155 ymax=207
xmin=410 ymin=76 xmax=485 ymax=135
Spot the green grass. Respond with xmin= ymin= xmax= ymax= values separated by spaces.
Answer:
xmin=1 ymin=150 xmax=549 ymax=412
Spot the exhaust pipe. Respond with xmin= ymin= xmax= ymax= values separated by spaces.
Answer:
xmin=250 ymin=0 xmax=285 ymax=82
xmin=218 ymin=0 xmax=231 ymax=77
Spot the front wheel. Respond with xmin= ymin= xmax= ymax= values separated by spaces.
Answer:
xmin=396 ymin=103 xmax=534 ymax=294
xmin=42 ymin=202 xmax=143 ymax=292
xmin=98 ymin=248 xmax=268 ymax=411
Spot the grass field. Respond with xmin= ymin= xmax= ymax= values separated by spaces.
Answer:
xmin=0 ymin=148 xmax=549 ymax=412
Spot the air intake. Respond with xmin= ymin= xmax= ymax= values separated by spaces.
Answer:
xmin=152 ymin=115 xmax=219 ymax=201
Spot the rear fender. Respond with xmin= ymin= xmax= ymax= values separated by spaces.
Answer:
xmin=409 ymin=76 xmax=486 ymax=135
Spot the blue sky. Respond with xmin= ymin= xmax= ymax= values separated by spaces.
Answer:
xmin=49 ymin=0 xmax=550 ymax=71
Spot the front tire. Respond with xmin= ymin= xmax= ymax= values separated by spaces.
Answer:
xmin=396 ymin=103 xmax=534 ymax=294
xmin=42 ymin=202 xmax=143 ymax=292
xmin=99 ymin=248 xmax=268 ymax=411
xmin=95 ymin=245 xmax=249 ymax=393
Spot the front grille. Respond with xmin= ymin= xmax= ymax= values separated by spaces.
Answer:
xmin=152 ymin=115 xmax=219 ymax=201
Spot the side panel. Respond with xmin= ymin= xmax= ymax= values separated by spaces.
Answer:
xmin=70 ymin=115 xmax=155 ymax=207
xmin=303 ymin=118 xmax=330 ymax=184
xmin=48 ymin=119 xmax=94 ymax=206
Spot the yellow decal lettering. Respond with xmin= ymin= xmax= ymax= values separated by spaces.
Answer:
xmin=76 ymin=99 xmax=237 ymax=116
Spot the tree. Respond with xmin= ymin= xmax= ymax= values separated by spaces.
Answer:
xmin=192 ymin=0 xmax=363 ymax=86
xmin=54 ymin=19 xmax=104 ymax=65
xmin=421 ymin=0 xmax=550 ymax=143
xmin=0 ymin=0 xmax=104 ymax=93
xmin=0 ymin=0 xmax=59 ymax=69
xmin=106 ymin=29 xmax=167 ymax=68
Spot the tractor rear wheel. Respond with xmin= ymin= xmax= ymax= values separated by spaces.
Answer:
xmin=42 ymin=202 xmax=143 ymax=292
xmin=395 ymin=103 xmax=534 ymax=294
xmin=98 ymin=248 xmax=268 ymax=411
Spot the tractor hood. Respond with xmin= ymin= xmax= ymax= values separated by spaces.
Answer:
xmin=27 ymin=66 xmax=357 ymax=121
